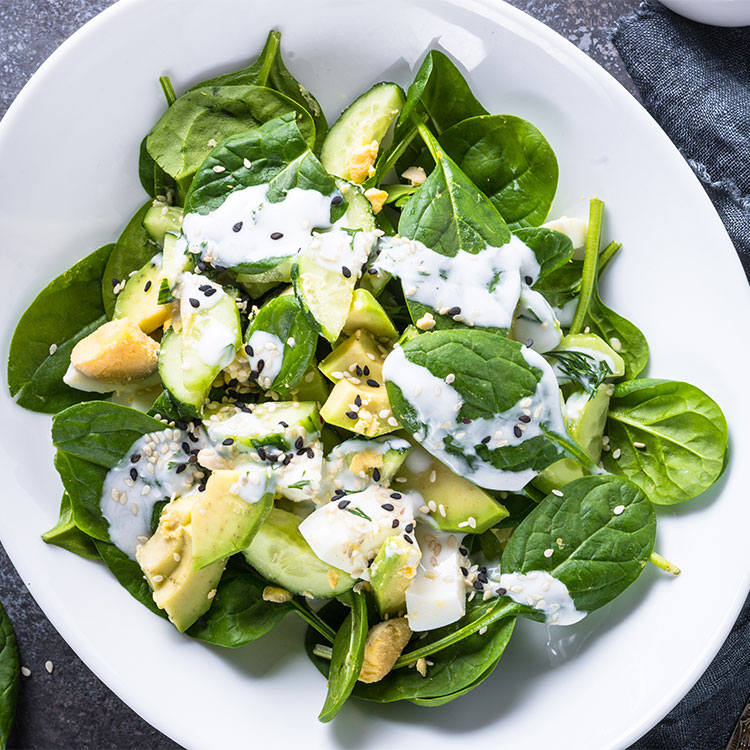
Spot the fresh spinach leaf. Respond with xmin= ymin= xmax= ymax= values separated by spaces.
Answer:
xmin=318 ymin=591 xmax=368 ymax=722
xmin=603 ymin=379 xmax=728 ymax=505
xmin=8 ymin=243 xmax=112 ymax=412
xmin=93 ymin=540 xmax=167 ymax=618
xmin=54 ymin=451 xmax=109 ymax=542
xmin=0 ymin=601 xmax=18 ymax=749
xmin=187 ymin=560 xmax=294 ymax=647
xmin=102 ymin=201 xmax=160 ymax=317
xmin=41 ymin=493 xmax=101 ymax=560
xmin=386 ymin=330 xmax=583 ymax=484
xmin=146 ymin=85 xmax=315 ymax=194
xmin=436 ymin=114 xmax=558 ymax=229
xmin=502 ymin=474 xmax=656 ymax=613
xmin=247 ymin=295 xmax=317 ymax=395
xmin=147 ymin=390 xmax=195 ymax=423
xmin=191 ymin=30 xmax=327 ymax=154
xmin=138 ymin=136 xmax=178 ymax=203
xmin=514 ymin=227 xmax=574 ymax=280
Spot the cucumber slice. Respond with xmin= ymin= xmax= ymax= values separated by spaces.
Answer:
xmin=114 ymin=254 xmax=173 ymax=334
xmin=243 ymin=508 xmax=355 ymax=598
xmin=337 ymin=181 xmax=376 ymax=231
xmin=143 ymin=204 xmax=183 ymax=246
xmin=205 ymin=401 xmax=322 ymax=451
xmin=158 ymin=327 xmax=203 ymax=416
xmin=158 ymin=234 xmax=193 ymax=304
xmin=321 ymin=82 xmax=405 ymax=183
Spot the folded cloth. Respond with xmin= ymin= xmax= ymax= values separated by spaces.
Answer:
xmin=614 ymin=5 xmax=750 ymax=748
xmin=614 ymin=0 xmax=750 ymax=282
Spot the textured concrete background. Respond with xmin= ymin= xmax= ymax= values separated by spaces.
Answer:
xmin=0 ymin=0 xmax=638 ymax=746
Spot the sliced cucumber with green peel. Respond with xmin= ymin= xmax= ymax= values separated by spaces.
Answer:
xmin=114 ymin=254 xmax=173 ymax=333
xmin=243 ymin=508 xmax=355 ymax=598
xmin=158 ymin=327 xmax=203 ymax=416
xmin=143 ymin=204 xmax=183 ymax=246
xmin=321 ymin=83 xmax=405 ymax=182
xmin=158 ymin=234 xmax=193 ymax=304
xmin=337 ymin=181 xmax=376 ymax=231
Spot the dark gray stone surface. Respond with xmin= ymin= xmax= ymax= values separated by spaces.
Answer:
xmin=0 ymin=0 xmax=638 ymax=746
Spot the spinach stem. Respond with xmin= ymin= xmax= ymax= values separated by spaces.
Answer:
xmin=541 ymin=427 xmax=600 ymax=475
xmin=312 ymin=644 xmax=333 ymax=660
xmin=393 ymin=599 xmax=529 ymax=669
xmin=159 ymin=76 xmax=177 ymax=107
xmin=255 ymin=31 xmax=280 ymax=88
xmin=649 ymin=551 xmax=681 ymax=576
xmin=366 ymin=123 xmax=419 ymax=188
xmin=568 ymin=198 xmax=605 ymax=335
xmin=411 ymin=112 xmax=441 ymax=162
xmin=291 ymin=600 xmax=336 ymax=642
xmin=598 ymin=241 xmax=621 ymax=275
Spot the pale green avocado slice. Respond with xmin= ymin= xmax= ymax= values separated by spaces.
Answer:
xmin=319 ymin=329 xmax=389 ymax=383
xmin=397 ymin=443 xmax=509 ymax=533
xmin=243 ymin=508 xmax=355 ymax=598
xmin=370 ymin=536 xmax=421 ymax=618
xmin=114 ymin=255 xmax=173 ymax=333
xmin=136 ymin=495 xmax=225 ymax=632
xmin=533 ymin=383 xmax=614 ymax=494
xmin=343 ymin=289 xmax=398 ymax=340
xmin=321 ymin=378 xmax=396 ymax=438
xmin=191 ymin=469 xmax=274 ymax=570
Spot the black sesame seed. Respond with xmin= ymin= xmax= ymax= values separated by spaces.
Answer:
xmin=338 ymin=499 xmax=351 ymax=509
xmin=519 ymin=414 xmax=531 ymax=423
xmin=381 ymin=503 xmax=395 ymax=511
xmin=477 ymin=572 xmax=488 ymax=584
xmin=355 ymin=365 xmax=363 ymax=377
xmin=279 ymin=421 xmax=289 ymax=428
xmin=392 ymin=519 xmax=400 ymax=528
xmin=481 ymin=436 xmax=491 ymax=444
xmin=306 ymin=448 xmax=314 ymax=459
xmin=196 ymin=260 xmax=207 ymax=272
xmin=198 ymin=284 xmax=211 ymax=293
xmin=222 ymin=438 xmax=234 ymax=446
xmin=228 ymin=378 xmax=238 ymax=387
xmin=257 ymin=359 xmax=265 ymax=373
xmin=390 ymin=492 xmax=402 ymax=499
xmin=341 ymin=266 xmax=352 ymax=278
xmin=188 ymin=432 xmax=199 ymax=443
xmin=257 ymin=447 xmax=267 ymax=461
xmin=144 ymin=280 xmax=152 ymax=292
xmin=345 ymin=411 xmax=358 ymax=420
xmin=176 ymin=421 xmax=188 ymax=430
xmin=190 ymin=448 xmax=200 ymax=455
xmin=232 ymin=221 xmax=243 ymax=233
xmin=188 ymin=454 xmax=197 ymax=463
xmin=204 ymin=287 xmax=217 ymax=297
xmin=366 ymin=379 xmax=380 ymax=388
xmin=461 ymin=567 xmax=469 ymax=577
xmin=130 ymin=454 xmax=141 ymax=464
xmin=270 ymin=231 xmax=284 ymax=240
xmin=372 ymin=468 xmax=381 ymax=482
xmin=448 ymin=306 xmax=461 ymax=316
xmin=525 ymin=338 xmax=534 ymax=348
xmin=250 ymin=370 xmax=259 ymax=380
xmin=198 ymin=483 xmax=207 ymax=492
xmin=363 ymin=366 xmax=370 ymax=376
xmin=245 ymin=344 xmax=254 ymax=357
xmin=296 ymin=448 xmax=307 ymax=456
xmin=189 ymin=298 xmax=200 ymax=308
xmin=459 ymin=547 xmax=468 ymax=556
xmin=472 ymin=580 xmax=484 ymax=591
xmin=514 ymin=425 xmax=523 ymax=438
xmin=283 ymin=454 xmax=293 ymax=466
xmin=496 ymin=587 xmax=507 ymax=596
xmin=111 ymin=277 xmax=120 ymax=288
xmin=240 ymin=405 xmax=253 ymax=413
xmin=524 ymin=275 xmax=533 ymax=285
xmin=331 ymin=195 xmax=343 ymax=206
xmin=294 ymin=436 xmax=304 ymax=451
xmin=461 ymin=417 xmax=472 ymax=424
xmin=175 ymin=463 xmax=187 ymax=474
xmin=368 ymin=267 xmax=378 ymax=275
xmin=403 ymin=534 xmax=413 ymax=544
xmin=354 ymin=394 xmax=362 ymax=407
xmin=129 ymin=467 xmax=138 ymax=481
xmin=405 ymin=523 xmax=414 ymax=533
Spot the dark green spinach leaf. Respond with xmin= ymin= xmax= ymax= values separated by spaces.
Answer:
xmin=502 ymin=474 xmax=656 ymax=613
xmin=42 ymin=493 xmax=101 ymax=560
xmin=8 ymin=244 xmax=112 ymax=412
xmin=603 ymin=379 xmax=728 ymax=505
xmin=318 ymin=591 xmax=368 ymax=722
xmin=0 ymin=601 xmax=18 ymax=749
xmin=437 ymin=114 xmax=558 ymax=229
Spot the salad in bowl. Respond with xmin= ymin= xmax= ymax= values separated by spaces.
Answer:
xmin=7 ymin=30 xmax=728 ymax=721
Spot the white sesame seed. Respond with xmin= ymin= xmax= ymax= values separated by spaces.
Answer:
xmin=613 ymin=505 xmax=625 ymax=516
xmin=131 ymin=504 xmax=139 ymax=516
xmin=551 ymin=489 xmax=564 ymax=497
xmin=633 ymin=441 xmax=646 ymax=449
xmin=612 ymin=448 xmax=622 ymax=460
xmin=387 ymin=417 xmax=399 ymax=427
xmin=243 ymin=158 xmax=252 ymax=169
xmin=212 ymin=165 xmax=226 ymax=173
xmin=48 ymin=343 xmax=57 ymax=355
xmin=445 ymin=373 xmax=455 ymax=384
xmin=45 ymin=661 xmax=53 ymax=674
xmin=544 ymin=548 xmax=554 ymax=558
xmin=428 ymin=500 xmax=437 ymax=512
xmin=21 ymin=667 xmax=31 ymax=677
xmin=429 ymin=470 xmax=437 ymax=483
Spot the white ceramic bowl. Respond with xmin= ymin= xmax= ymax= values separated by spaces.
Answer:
xmin=1 ymin=1 xmax=750 ymax=748
xmin=660 ymin=0 xmax=750 ymax=26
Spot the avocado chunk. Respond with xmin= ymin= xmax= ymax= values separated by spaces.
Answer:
xmin=143 ymin=204 xmax=183 ymax=246
xmin=191 ymin=468 xmax=275 ymax=570
xmin=288 ymin=362 xmax=330 ymax=403
xmin=533 ymin=384 xmax=614 ymax=493
xmin=397 ymin=444 xmax=509 ymax=533
xmin=321 ymin=377 xmax=396 ymax=437
xmin=243 ymin=508 xmax=355 ymax=598
xmin=114 ymin=255 xmax=173 ymax=333
xmin=370 ymin=536 xmax=421 ymax=618
xmin=136 ymin=494 xmax=225 ymax=632
xmin=344 ymin=289 xmax=398 ymax=340
xmin=319 ymin=329 xmax=389 ymax=383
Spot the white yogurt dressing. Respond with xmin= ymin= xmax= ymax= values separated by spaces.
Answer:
xmin=244 ymin=330 xmax=285 ymax=389
xmin=100 ymin=426 xmax=207 ymax=559
xmin=182 ymin=184 xmax=339 ymax=269
xmin=382 ymin=345 xmax=566 ymax=491
xmin=195 ymin=320 xmax=236 ymax=368
xmin=511 ymin=287 xmax=563 ymax=353
xmin=375 ymin=234 xmax=540 ymax=329
xmin=305 ymin=227 xmax=376 ymax=276
xmin=232 ymin=465 xmax=276 ymax=504
xmin=493 ymin=569 xmax=585 ymax=626
xmin=178 ymin=272 xmax=225 ymax=320
xmin=322 ymin=437 xmax=411 ymax=495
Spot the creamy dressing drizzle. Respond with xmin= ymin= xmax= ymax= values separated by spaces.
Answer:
xmin=182 ymin=185 xmax=339 ymax=269
xmin=374 ymin=235 xmax=540 ymax=329
xmin=100 ymin=427 xmax=208 ymax=559
xmin=511 ymin=287 xmax=562 ymax=353
xmin=232 ymin=465 xmax=276 ymax=504
xmin=322 ymin=437 xmax=411 ymax=494
xmin=244 ymin=331 xmax=285 ymax=389
xmin=382 ymin=345 xmax=565 ymax=491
